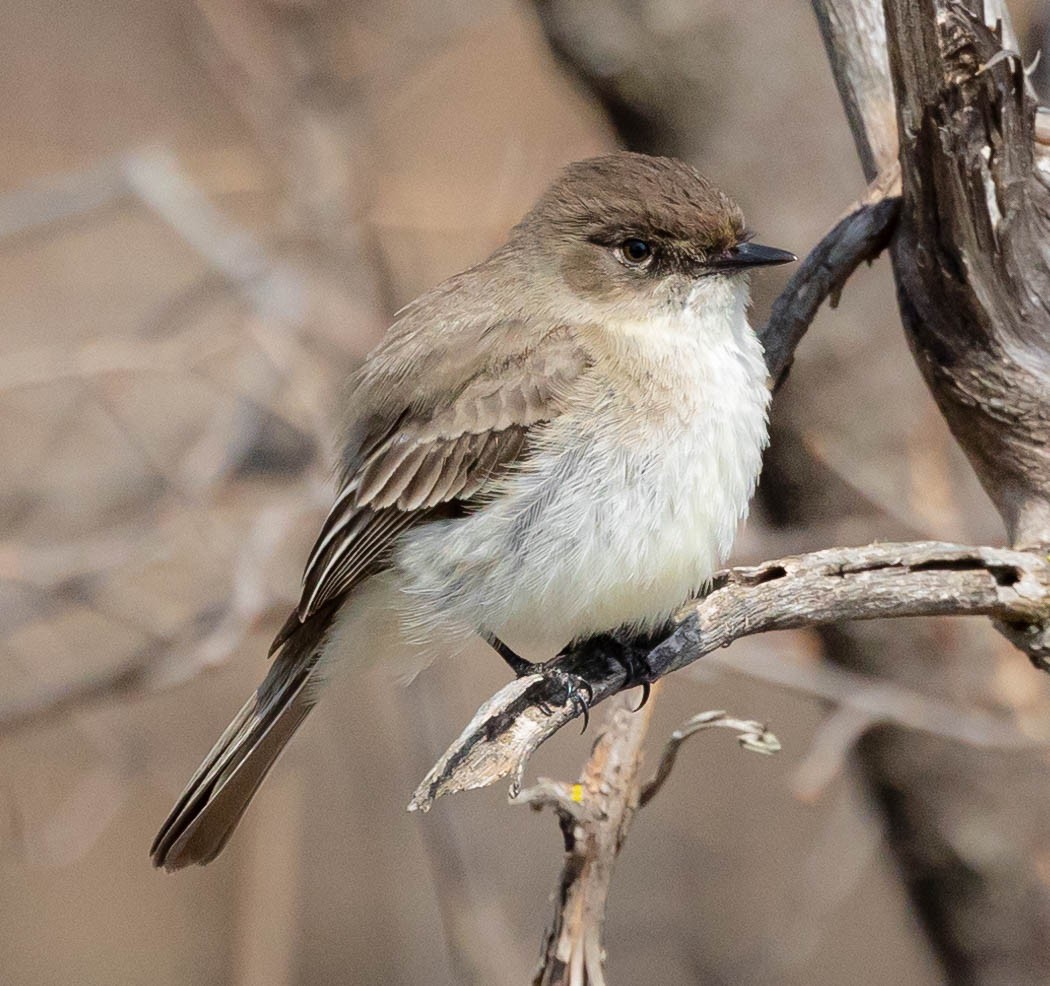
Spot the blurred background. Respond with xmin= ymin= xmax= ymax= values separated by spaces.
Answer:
xmin=3 ymin=1 xmax=1050 ymax=983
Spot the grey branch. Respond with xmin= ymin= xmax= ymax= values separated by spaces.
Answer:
xmin=516 ymin=697 xmax=780 ymax=986
xmin=523 ymin=691 xmax=657 ymax=986
xmin=410 ymin=541 xmax=1050 ymax=812
xmin=0 ymin=652 xmax=158 ymax=738
xmin=883 ymin=0 xmax=1050 ymax=547
xmin=759 ymin=188 xmax=899 ymax=386
xmin=639 ymin=710 xmax=781 ymax=808
xmin=811 ymin=0 xmax=898 ymax=179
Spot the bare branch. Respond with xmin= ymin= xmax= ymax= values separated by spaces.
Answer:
xmin=411 ymin=541 xmax=1050 ymax=811
xmin=884 ymin=0 xmax=1050 ymax=547
xmin=639 ymin=710 xmax=780 ymax=808
xmin=811 ymin=0 xmax=898 ymax=179
xmin=518 ymin=698 xmax=778 ymax=984
xmin=701 ymin=649 xmax=1047 ymax=754
xmin=526 ymin=690 xmax=657 ymax=986
xmin=0 ymin=646 xmax=162 ymax=738
xmin=0 ymin=154 xmax=130 ymax=240
xmin=760 ymin=188 xmax=899 ymax=385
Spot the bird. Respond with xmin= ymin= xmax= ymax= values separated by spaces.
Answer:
xmin=151 ymin=151 xmax=794 ymax=870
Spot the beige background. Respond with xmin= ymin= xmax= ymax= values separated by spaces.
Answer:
xmin=2 ymin=2 xmax=1049 ymax=983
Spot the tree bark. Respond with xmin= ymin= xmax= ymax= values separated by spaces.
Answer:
xmin=884 ymin=0 xmax=1050 ymax=548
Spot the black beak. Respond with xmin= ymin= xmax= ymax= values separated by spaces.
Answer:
xmin=712 ymin=241 xmax=796 ymax=270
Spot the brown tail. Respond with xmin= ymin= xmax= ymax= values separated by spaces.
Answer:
xmin=150 ymin=606 xmax=336 ymax=871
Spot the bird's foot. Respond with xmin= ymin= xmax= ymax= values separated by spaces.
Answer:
xmin=483 ymin=633 xmax=594 ymax=731
xmin=585 ymin=633 xmax=656 ymax=711
xmin=533 ymin=664 xmax=594 ymax=732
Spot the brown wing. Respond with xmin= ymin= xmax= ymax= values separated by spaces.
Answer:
xmin=269 ymin=327 xmax=589 ymax=655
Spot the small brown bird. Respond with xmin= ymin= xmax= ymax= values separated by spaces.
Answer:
xmin=151 ymin=152 xmax=794 ymax=870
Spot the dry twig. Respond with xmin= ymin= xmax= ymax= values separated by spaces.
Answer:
xmin=759 ymin=189 xmax=899 ymax=387
xmin=516 ymin=691 xmax=780 ymax=985
xmin=519 ymin=691 xmax=655 ymax=986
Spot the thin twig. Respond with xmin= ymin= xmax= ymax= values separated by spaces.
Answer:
xmin=700 ymin=649 xmax=1045 ymax=753
xmin=639 ymin=710 xmax=780 ymax=808
xmin=527 ymin=689 xmax=658 ymax=986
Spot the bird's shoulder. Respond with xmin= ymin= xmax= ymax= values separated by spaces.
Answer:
xmin=279 ymin=283 xmax=598 ymax=633
xmin=340 ymin=278 xmax=597 ymax=483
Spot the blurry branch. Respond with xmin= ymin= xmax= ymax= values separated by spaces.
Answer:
xmin=402 ymin=678 xmax=536 ymax=983
xmin=1 ymin=0 xmax=393 ymax=771
xmin=0 ymin=154 xmax=129 ymax=240
xmin=187 ymin=0 xmax=392 ymax=333
xmin=0 ymin=327 xmax=241 ymax=393
xmin=121 ymin=147 xmax=315 ymax=492
xmin=0 ymin=147 xmax=305 ymax=327
xmin=0 ymin=489 xmax=318 ymax=736
xmin=122 ymin=147 xmax=305 ymax=325
xmin=0 ymin=146 xmax=321 ymax=494
xmin=516 ymin=691 xmax=778 ymax=985
xmin=699 ymin=648 xmax=1048 ymax=801
xmin=0 ymin=648 xmax=161 ymax=738
xmin=411 ymin=541 xmax=1050 ymax=811
xmin=0 ymin=613 xmax=252 ymax=740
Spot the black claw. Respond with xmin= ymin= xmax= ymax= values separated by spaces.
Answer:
xmin=599 ymin=635 xmax=654 ymax=713
xmin=632 ymin=680 xmax=652 ymax=712
xmin=570 ymin=685 xmax=591 ymax=733
xmin=484 ymin=632 xmax=597 ymax=730
xmin=530 ymin=668 xmax=593 ymax=732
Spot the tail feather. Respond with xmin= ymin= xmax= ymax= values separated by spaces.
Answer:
xmin=151 ymin=605 xmax=336 ymax=871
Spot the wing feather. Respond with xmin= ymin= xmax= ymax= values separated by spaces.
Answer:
xmin=398 ymin=445 xmax=449 ymax=511
xmin=425 ymin=434 xmax=473 ymax=504
xmin=275 ymin=326 xmax=592 ymax=644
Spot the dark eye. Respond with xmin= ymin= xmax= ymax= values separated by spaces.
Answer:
xmin=616 ymin=238 xmax=654 ymax=267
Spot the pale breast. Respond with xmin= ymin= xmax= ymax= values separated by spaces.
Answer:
xmin=394 ymin=300 xmax=770 ymax=652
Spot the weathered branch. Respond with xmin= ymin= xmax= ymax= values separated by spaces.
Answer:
xmin=638 ymin=710 xmax=780 ymax=807
xmin=811 ymin=0 xmax=899 ymax=179
xmin=812 ymin=0 xmax=1050 ymax=548
xmin=410 ymin=541 xmax=1050 ymax=811
xmin=885 ymin=0 xmax=1050 ymax=546
xmin=518 ymin=694 xmax=780 ymax=986
xmin=523 ymin=690 xmax=656 ymax=986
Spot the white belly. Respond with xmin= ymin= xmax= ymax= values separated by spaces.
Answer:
xmin=394 ymin=301 xmax=770 ymax=653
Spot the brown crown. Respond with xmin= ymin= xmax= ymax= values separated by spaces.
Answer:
xmin=519 ymin=152 xmax=746 ymax=259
